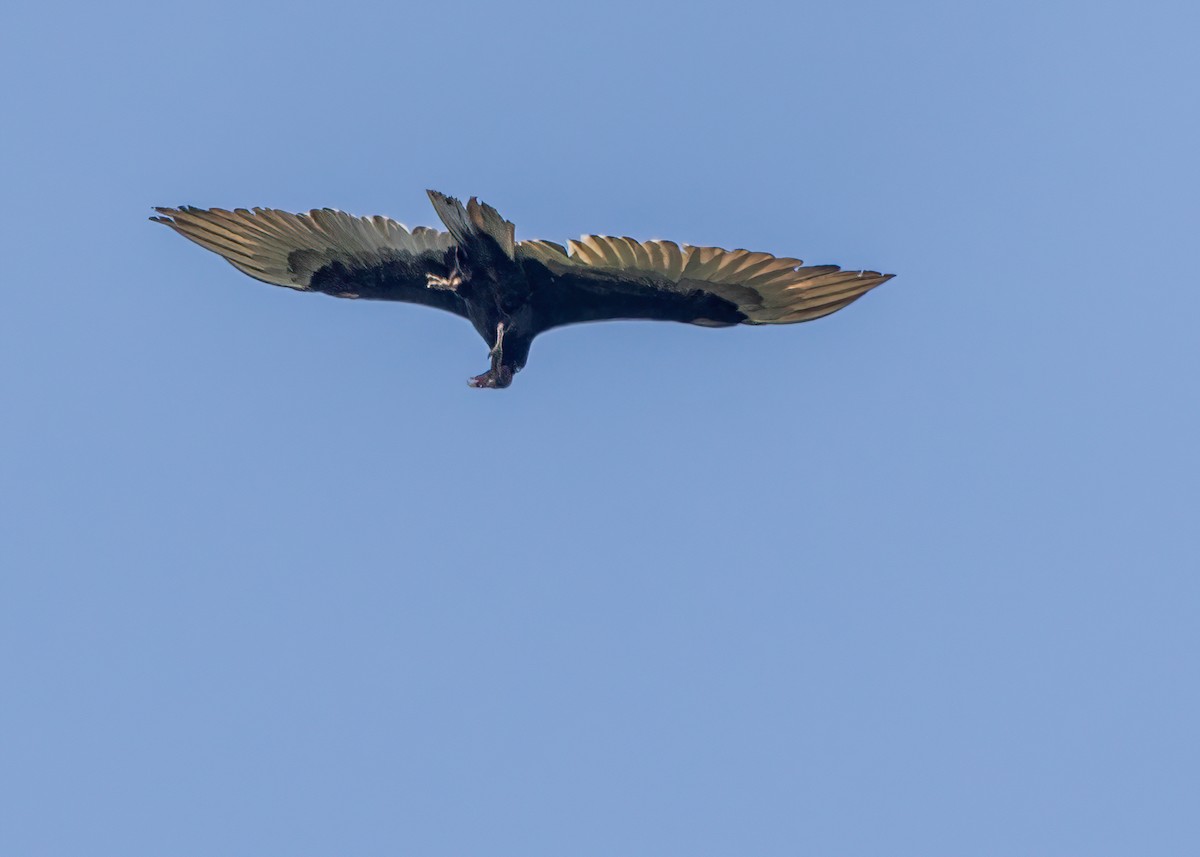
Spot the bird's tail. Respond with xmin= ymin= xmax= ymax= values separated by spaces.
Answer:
xmin=426 ymin=190 xmax=516 ymax=261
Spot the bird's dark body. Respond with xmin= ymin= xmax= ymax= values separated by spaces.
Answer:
xmin=153 ymin=190 xmax=893 ymax=388
xmin=306 ymin=237 xmax=746 ymax=387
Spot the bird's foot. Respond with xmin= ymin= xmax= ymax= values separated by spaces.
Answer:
xmin=426 ymin=271 xmax=463 ymax=291
xmin=468 ymin=321 xmax=513 ymax=388
xmin=468 ymin=366 xmax=513 ymax=389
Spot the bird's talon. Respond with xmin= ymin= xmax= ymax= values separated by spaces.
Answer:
xmin=468 ymin=366 xmax=513 ymax=389
xmin=426 ymin=272 xmax=463 ymax=291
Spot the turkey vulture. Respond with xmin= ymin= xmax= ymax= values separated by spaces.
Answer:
xmin=152 ymin=190 xmax=893 ymax=389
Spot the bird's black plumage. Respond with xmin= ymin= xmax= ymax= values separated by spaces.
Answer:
xmin=153 ymin=190 xmax=893 ymax=388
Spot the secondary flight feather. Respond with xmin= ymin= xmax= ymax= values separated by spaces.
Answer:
xmin=152 ymin=190 xmax=894 ymax=388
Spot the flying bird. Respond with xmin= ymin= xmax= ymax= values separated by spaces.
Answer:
xmin=153 ymin=190 xmax=893 ymax=389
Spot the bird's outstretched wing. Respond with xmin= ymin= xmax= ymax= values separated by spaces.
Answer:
xmin=519 ymin=236 xmax=893 ymax=332
xmin=152 ymin=206 xmax=466 ymax=316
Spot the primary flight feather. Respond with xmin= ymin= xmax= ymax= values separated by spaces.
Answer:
xmin=152 ymin=190 xmax=893 ymax=388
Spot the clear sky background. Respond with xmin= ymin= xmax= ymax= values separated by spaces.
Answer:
xmin=3 ymin=0 xmax=1198 ymax=854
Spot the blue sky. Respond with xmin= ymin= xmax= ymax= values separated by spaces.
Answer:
xmin=3 ymin=0 xmax=1198 ymax=854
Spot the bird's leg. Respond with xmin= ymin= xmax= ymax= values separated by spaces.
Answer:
xmin=490 ymin=321 xmax=505 ymax=364
xmin=468 ymin=321 xmax=513 ymax=389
